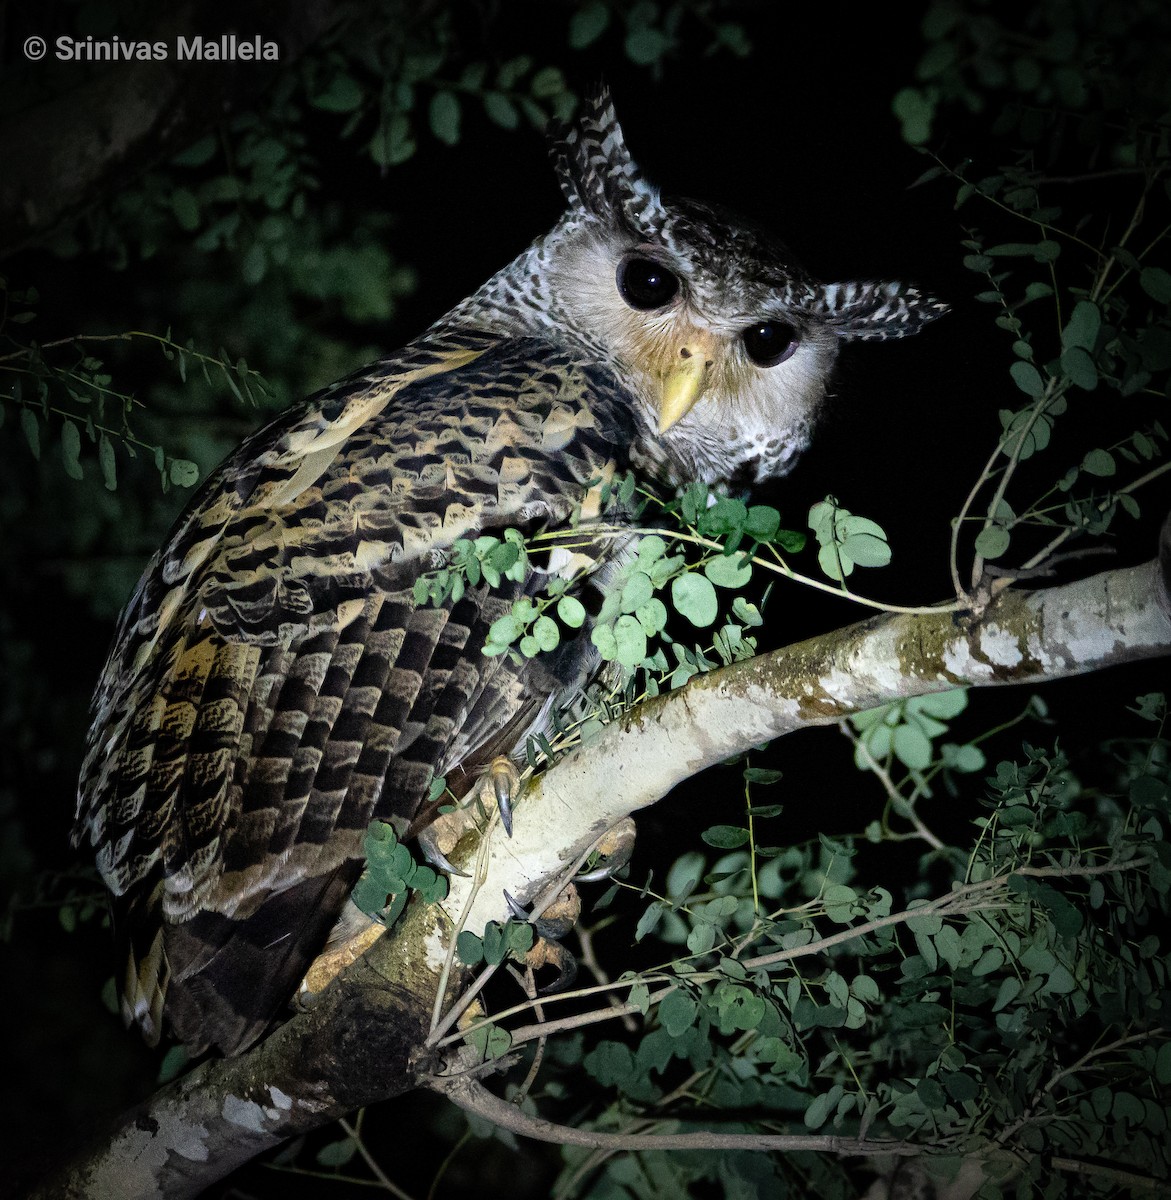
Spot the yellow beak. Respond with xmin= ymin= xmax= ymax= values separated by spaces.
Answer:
xmin=659 ymin=344 xmax=713 ymax=434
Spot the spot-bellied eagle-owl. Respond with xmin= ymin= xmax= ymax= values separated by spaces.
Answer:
xmin=74 ymin=89 xmax=946 ymax=1056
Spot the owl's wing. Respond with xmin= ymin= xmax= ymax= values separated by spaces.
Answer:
xmin=75 ymin=331 xmax=635 ymax=1054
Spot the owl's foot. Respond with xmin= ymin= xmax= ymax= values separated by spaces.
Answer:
xmin=574 ymin=817 xmax=637 ymax=883
xmin=504 ymin=886 xmax=581 ymax=993
xmin=489 ymin=755 xmax=520 ymax=836
xmin=297 ymin=903 xmax=387 ymax=1008
xmin=416 ymin=756 xmax=522 ymax=875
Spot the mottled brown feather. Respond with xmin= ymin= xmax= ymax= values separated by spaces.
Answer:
xmin=76 ymin=334 xmax=640 ymax=1052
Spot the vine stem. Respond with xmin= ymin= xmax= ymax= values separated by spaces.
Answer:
xmin=837 ymin=721 xmax=946 ymax=851
xmin=531 ymin=525 xmax=964 ymax=617
xmin=336 ymin=1117 xmax=417 ymax=1199
xmin=440 ymin=857 xmax=1152 ymax=1056
xmin=1018 ymin=458 xmax=1171 ymax=573
xmin=969 ymin=377 xmax=1067 ymax=592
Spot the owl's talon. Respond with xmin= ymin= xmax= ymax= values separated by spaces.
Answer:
xmin=489 ymin=756 xmax=520 ymax=836
xmin=503 ymin=890 xmax=580 ymax=994
xmin=574 ymin=817 xmax=637 ymax=884
xmin=503 ymin=885 xmax=580 ymax=943
xmin=532 ymin=939 xmax=578 ymax=995
xmin=419 ymin=826 xmax=468 ymax=877
xmin=503 ymin=889 xmax=529 ymax=923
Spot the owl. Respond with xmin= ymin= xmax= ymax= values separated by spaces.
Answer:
xmin=74 ymin=88 xmax=946 ymax=1056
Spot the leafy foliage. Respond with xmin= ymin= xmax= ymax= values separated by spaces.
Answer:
xmin=352 ymin=819 xmax=448 ymax=926
xmin=892 ymin=0 xmax=1171 ymax=602
xmin=460 ymin=699 xmax=1170 ymax=1199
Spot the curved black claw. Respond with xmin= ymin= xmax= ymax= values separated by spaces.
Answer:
xmin=575 ymin=817 xmax=637 ymax=884
xmin=503 ymin=887 xmax=580 ymax=943
xmin=503 ymin=889 xmax=581 ymax=993
xmin=489 ymin=757 xmax=519 ymax=837
xmin=503 ymin=889 xmax=530 ymax=923
xmin=419 ymin=825 xmax=468 ymax=877
xmin=533 ymin=939 xmax=578 ymax=995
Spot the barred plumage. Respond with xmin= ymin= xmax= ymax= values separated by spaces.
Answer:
xmin=75 ymin=87 xmax=946 ymax=1055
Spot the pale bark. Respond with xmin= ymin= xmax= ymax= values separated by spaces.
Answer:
xmin=30 ymin=533 xmax=1171 ymax=1200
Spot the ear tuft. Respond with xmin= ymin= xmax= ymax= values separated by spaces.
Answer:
xmin=811 ymin=280 xmax=949 ymax=342
xmin=548 ymin=83 xmax=665 ymax=235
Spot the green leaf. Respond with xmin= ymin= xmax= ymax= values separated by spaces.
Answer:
xmin=429 ymin=90 xmax=461 ymax=145
xmin=624 ymin=27 xmax=671 ymax=65
xmin=635 ymin=901 xmax=666 ymax=941
xmin=1155 ymin=1042 xmax=1171 ymax=1086
xmin=467 ymin=1023 xmax=512 ymax=1060
xmin=351 ymin=874 xmax=389 ymax=914
xmin=557 ymin=594 xmax=586 ymax=628
xmin=635 ymin=598 xmax=668 ymax=636
xmin=841 ymin=531 xmax=890 ymax=568
xmin=20 ymin=408 xmax=40 ymax=459
xmin=744 ymin=766 xmax=783 ymax=785
xmin=817 ymin=540 xmax=849 ymax=580
xmin=530 ymin=67 xmax=565 ymax=99
xmin=456 ymin=930 xmax=484 ymax=966
xmin=171 ymin=188 xmax=200 ymax=231
xmin=804 ymin=1086 xmax=843 ymax=1129
xmin=168 ymin=459 xmax=199 ymax=488
xmin=993 ymin=977 xmax=1022 ymax=1011
xmin=892 ymin=87 xmax=934 ymax=145
xmin=974 ymin=526 xmax=1010 ymax=559
xmin=569 ymin=0 xmax=609 ymax=48
xmin=704 ymin=553 xmax=752 ymax=588
xmin=314 ymin=74 xmax=364 ymax=113
xmin=532 ymin=615 xmax=560 ymax=652
xmin=732 ymin=597 xmax=763 ymax=627
xmin=702 ymin=825 xmax=750 ymax=849
xmin=744 ymin=505 xmax=781 ymax=542
xmin=1009 ymin=361 xmax=1044 ymax=396
xmin=659 ymin=990 xmax=697 ymax=1037
xmin=172 ymin=135 xmax=217 ymax=167
xmin=483 ymin=93 xmax=519 ymax=129
xmin=1081 ymin=448 xmax=1116 ymax=477
xmin=916 ymin=689 xmax=967 ymax=718
xmin=60 ymin=419 xmax=83 ymax=480
xmin=621 ymin=570 xmax=653 ymax=612
xmin=316 ymin=1137 xmax=357 ymax=1167
xmin=671 ymin=573 xmax=718 ymax=627
xmin=241 ymin=242 xmax=266 ymax=285
xmin=1060 ymin=346 xmax=1097 ymax=390
xmin=98 ymin=433 xmax=117 ymax=490
xmin=1140 ymin=266 xmax=1171 ymax=303
xmin=369 ymin=114 xmax=415 ymax=166
xmin=584 ymin=1040 xmax=636 ymax=1086
xmin=893 ymin=724 xmax=932 ymax=770
xmin=591 ymin=622 xmax=617 ymax=661
xmin=612 ymin=614 xmax=647 ymax=668
xmin=1061 ymin=300 xmax=1101 ymax=351
xmin=687 ymin=923 xmax=715 ymax=954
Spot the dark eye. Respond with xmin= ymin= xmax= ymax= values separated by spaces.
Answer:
xmin=617 ymin=256 xmax=680 ymax=311
xmin=742 ymin=320 xmax=799 ymax=367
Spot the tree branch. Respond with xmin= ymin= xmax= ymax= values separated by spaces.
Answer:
xmin=430 ymin=1071 xmax=920 ymax=1156
xmin=32 ymin=531 xmax=1171 ymax=1198
xmin=441 ymin=546 xmax=1171 ymax=936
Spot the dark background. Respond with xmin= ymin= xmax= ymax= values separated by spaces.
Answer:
xmin=0 ymin=2 xmax=1166 ymax=1197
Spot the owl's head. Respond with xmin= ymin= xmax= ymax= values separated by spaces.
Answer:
xmin=453 ymin=87 xmax=947 ymax=488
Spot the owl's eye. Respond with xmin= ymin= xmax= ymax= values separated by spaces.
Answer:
xmin=742 ymin=321 xmax=799 ymax=367
xmin=617 ymin=256 xmax=680 ymax=311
